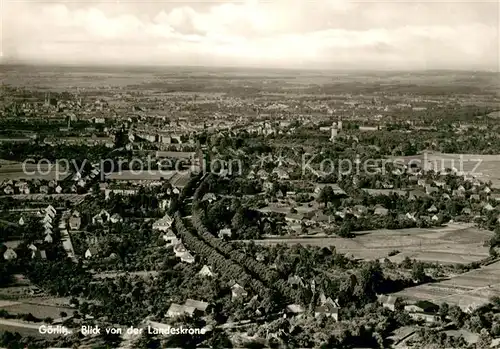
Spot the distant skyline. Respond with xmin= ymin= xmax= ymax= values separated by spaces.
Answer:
xmin=2 ymin=0 xmax=499 ymax=71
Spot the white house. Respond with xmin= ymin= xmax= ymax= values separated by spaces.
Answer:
xmin=110 ymin=213 xmax=123 ymax=224
xmin=85 ymin=248 xmax=98 ymax=259
xmin=231 ymin=283 xmax=248 ymax=300
xmin=153 ymin=214 xmax=174 ymax=232
xmin=218 ymin=228 xmax=232 ymax=239
xmin=198 ymin=265 xmax=215 ymax=277
xmin=3 ymin=248 xmax=17 ymax=260
xmin=69 ymin=216 xmax=81 ymax=230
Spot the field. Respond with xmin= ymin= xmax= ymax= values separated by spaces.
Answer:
xmin=248 ymin=223 xmax=492 ymax=264
xmin=0 ymin=300 xmax=74 ymax=320
xmin=0 ymin=162 xmax=70 ymax=181
xmin=396 ymin=153 xmax=500 ymax=188
xmin=394 ymin=261 xmax=500 ymax=311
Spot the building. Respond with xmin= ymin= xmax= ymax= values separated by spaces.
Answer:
xmin=3 ymin=248 xmax=17 ymax=260
xmin=198 ymin=265 xmax=215 ymax=277
xmin=377 ymin=295 xmax=401 ymax=311
xmin=153 ymin=214 xmax=174 ymax=232
xmin=162 ymin=230 xmax=178 ymax=246
xmin=314 ymin=303 xmax=339 ymax=321
xmin=69 ymin=216 xmax=81 ymax=230
xmin=218 ymin=228 xmax=232 ymax=239
xmin=180 ymin=252 xmax=195 ymax=264
xmin=231 ymin=283 xmax=248 ymax=300
xmin=85 ymin=248 xmax=98 ymax=259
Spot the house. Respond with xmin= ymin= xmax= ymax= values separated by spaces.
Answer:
xmin=405 ymin=212 xmax=417 ymax=221
xmin=45 ymin=205 xmax=56 ymax=216
xmin=4 ymin=186 xmax=14 ymax=195
xmin=85 ymin=248 xmax=98 ymax=259
xmin=377 ymin=295 xmax=401 ymax=311
xmin=314 ymin=303 xmax=339 ymax=321
xmin=425 ymin=185 xmax=438 ymax=195
xmin=374 ymin=206 xmax=389 ymax=216
xmin=55 ymin=185 xmax=63 ymax=194
xmin=43 ymin=221 xmax=53 ymax=230
xmin=484 ymin=186 xmax=492 ymax=194
xmin=39 ymin=186 xmax=49 ymax=194
xmin=152 ymin=214 xmax=174 ymax=231
xmin=166 ymin=303 xmax=188 ymax=318
xmin=483 ymin=204 xmax=495 ymax=212
xmin=257 ymin=169 xmax=269 ymax=180
xmin=3 ymin=248 xmax=17 ymax=260
xmin=218 ymin=228 xmax=232 ymax=239
xmin=417 ymin=179 xmax=427 ymax=187
xmin=198 ymin=265 xmax=215 ymax=277
xmin=408 ymin=190 xmax=427 ymax=201
xmin=69 ymin=216 xmax=81 ymax=230
xmin=272 ymin=167 xmax=290 ymax=180
xmin=404 ymin=301 xmax=439 ymax=323
xmin=92 ymin=210 xmax=110 ymax=224
xmin=284 ymin=304 xmax=305 ymax=318
xmin=44 ymin=234 xmax=53 ymax=243
xmin=255 ymin=253 xmax=265 ymax=262
xmin=462 ymin=207 xmax=472 ymax=215
xmin=18 ymin=217 xmax=25 ymax=226
xmin=180 ymin=252 xmax=195 ymax=264
xmin=32 ymin=250 xmax=47 ymax=259
xmin=427 ymin=205 xmax=438 ymax=213
xmin=110 ymin=213 xmax=123 ymax=224
xmin=173 ymin=242 xmax=188 ymax=257
xmin=491 ymin=193 xmax=500 ymax=202
xmin=288 ymin=275 xmax=305 ymax=288
xmin=231 ymin=283 xmax=248 ymax=300
xmin=431 ymin=214 xmax=439 ymax=222
xmin=162 ymin=230 xmax=178 ymax=246
xmin=202 ymin=193 xmax=217 ymax=203
xmin=470 ymin=194 xmax=481 ymax=202
xmin=352 ymin=205 xmax=368 ymax=218
xmin=184 ymin=299 xmax=209 ymax=313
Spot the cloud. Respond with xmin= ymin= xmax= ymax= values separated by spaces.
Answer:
xmin=3 ymin=0 xmax=499 ymax=70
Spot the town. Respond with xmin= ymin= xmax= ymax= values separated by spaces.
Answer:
xmin=0 ymin=65 xmax=500 ymax=349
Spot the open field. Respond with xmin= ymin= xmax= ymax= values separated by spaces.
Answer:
xmin=0 ymin=319 xmax=60 ymax=338
xmin=0 ymin=301 xmax=74 ymax=320
xmin=246 ymin=223 xmax=492 ymax=264
xmin=396 ymin=153 xmax=500 ymax=188
xmin=0 ymin=162 xmax=70 ymax=181
xmin=394 ymin=261 xmax=500 ymax=311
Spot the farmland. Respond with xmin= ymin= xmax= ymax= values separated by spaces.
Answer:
xmin=246 ymin=223 xmax=493 ymax=264
xmin=394 ymin=261 xmax=500 ymax=311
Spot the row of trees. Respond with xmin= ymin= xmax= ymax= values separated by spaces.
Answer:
xmin=173 ymin=213 xmax=272 ymax=303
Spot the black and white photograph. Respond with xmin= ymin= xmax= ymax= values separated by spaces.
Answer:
xmin=0 ymin=0 xmax=499 ymax=348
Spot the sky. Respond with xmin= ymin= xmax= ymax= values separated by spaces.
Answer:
xmin=2 ymin=0 xmax=499 ymax=70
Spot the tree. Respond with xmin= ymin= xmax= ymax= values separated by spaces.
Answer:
xmin=439 ymin=303 xmax=449 ymax=320
xmin=317 ymin=186 xmax=334 ymax=207
xmin=476 ymin=328 xmax=492 ymax=349
xmin=449 ymin=305 xmax=465 ymax=327
xmin=412 ymin=262 xmax=426 ymax=283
